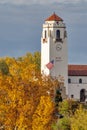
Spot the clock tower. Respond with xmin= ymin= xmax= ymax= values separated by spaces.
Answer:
xmin=41 ymin=13 xmax=68 ymax=95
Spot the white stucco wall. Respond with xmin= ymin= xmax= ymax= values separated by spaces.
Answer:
xmin=68 ymin=76 xmax=87 ymax=100
xmin=41 ymin=15 xmax=87 ymax=101
xmin=41 ymin=20 xmax=68 ymax=95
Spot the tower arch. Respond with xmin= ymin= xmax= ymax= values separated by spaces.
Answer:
xmin=56 ymin=30 xmax=60 ymax=39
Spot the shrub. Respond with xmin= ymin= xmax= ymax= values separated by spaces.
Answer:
xmin=58 ymin=99 xmax=79 ymax=116
xmin=52 ymin=117 xmax=71 ymax=130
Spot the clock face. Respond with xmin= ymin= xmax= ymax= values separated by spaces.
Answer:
xmin=56 ymin=44 xmax=62 ymax=51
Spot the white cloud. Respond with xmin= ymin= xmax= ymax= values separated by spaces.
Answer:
xmin=0 ymin=0 xmax=87 ymax=5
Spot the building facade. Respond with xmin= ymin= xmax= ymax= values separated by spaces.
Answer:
xmin=41 ymin=13 xmax=87 ymax=102
xmin=68 ymin=65 xmax=87 ymax=102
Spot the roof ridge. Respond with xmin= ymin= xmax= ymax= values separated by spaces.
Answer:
xmin=45 ymin=13 xmax=63 ymax=21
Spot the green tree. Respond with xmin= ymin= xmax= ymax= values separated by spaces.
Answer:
xmin=52 ymin=117 xmax=71 ymax=130
xmin=58 ymin=99 xmax=79 ymax=116
xmin=0 ymin=60 xmax=9 ymax=75
xmin=33 ymin=52 xmax=41 ymax=71
xmin=55 ymin=89 xmax=62 ymax=106
xmin=71 ymin=105 xmax=87 ymax=130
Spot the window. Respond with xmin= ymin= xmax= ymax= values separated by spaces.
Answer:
xmin=56 ymin=21 xmax=59 ymax=25
xmin=79 ymin=79 xmax=82 ymax=83
xmin=56 ymin=30 xmax=60 ymax=39
xmin=80 ymin=89 xmax=85 ymax=102
xmin=44 ymin=30 xmax=47 ymax=38
xmin=71 ymin=94 xmax=74 ymax=98
xmin=68 ymin=78 xmax=71 ymax=83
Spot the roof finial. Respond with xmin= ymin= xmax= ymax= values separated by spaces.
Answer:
xmin=54 ymin=12 xmax=55 ymax=14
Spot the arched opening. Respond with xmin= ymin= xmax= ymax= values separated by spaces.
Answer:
xmin=71 ymin=94 xmax=74 ymax=98
xmin=79 ymin=78 xmax=82 ymax=83
xmin=56 ymin=30 xmax=60 ymax=39
xmin=80 ymin=89 xmax=86 ymax=102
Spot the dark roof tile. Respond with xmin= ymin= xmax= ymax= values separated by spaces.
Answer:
xmin=68 ymin=65 xmax=87 ymax=76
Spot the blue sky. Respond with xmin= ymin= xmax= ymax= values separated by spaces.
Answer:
xmin=0 ymin=0 xmax=87 ymax=64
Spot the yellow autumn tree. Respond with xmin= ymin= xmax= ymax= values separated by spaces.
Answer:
xmin=0 ymin=52 xmax=59 ymax=129
xmin=71 ymin=105 xmax=87 ymax=130
xmin=32 ymin=96 xmax=54 ymax=130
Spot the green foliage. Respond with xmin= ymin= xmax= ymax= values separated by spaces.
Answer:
xmin=0 ymin=60 xmax=9 ymax=75
xmin=57 ymin=117 xmax=71 ymax=130
xmin=17 ymin=57 xmax=23 ymax=61
xmin=33 ymin=52 xmax=41 ymax=70
xmin=52 ymin=117 xmax=71 ymax=130
xmin=55 ymin=90 xmax=62 ymax=106
xmin=58 ymin=99 xmax=79 ymax=116
xmin=71 ymin=105 xmax=87 ymax=130
xmin=51 ymin=122 xmax=58 ymax=130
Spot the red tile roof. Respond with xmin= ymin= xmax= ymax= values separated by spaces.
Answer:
xmin=45 ymin=13 xmax=63 ymax=21
xmin=68 ymin=65 xmax=87 ymax=76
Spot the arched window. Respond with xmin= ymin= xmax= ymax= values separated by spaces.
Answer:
xmin=79 ymin=79 xmax=82 ymax=83
xmin=44 ymin=30 xmax=47 ymax=38
xmin=56 ymin=30 xmax=60 ymax=39
xmin=80 ymin=89 xmax=85 ymax=102
xmin=68 ymin=78 xmax=71 ymax=83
